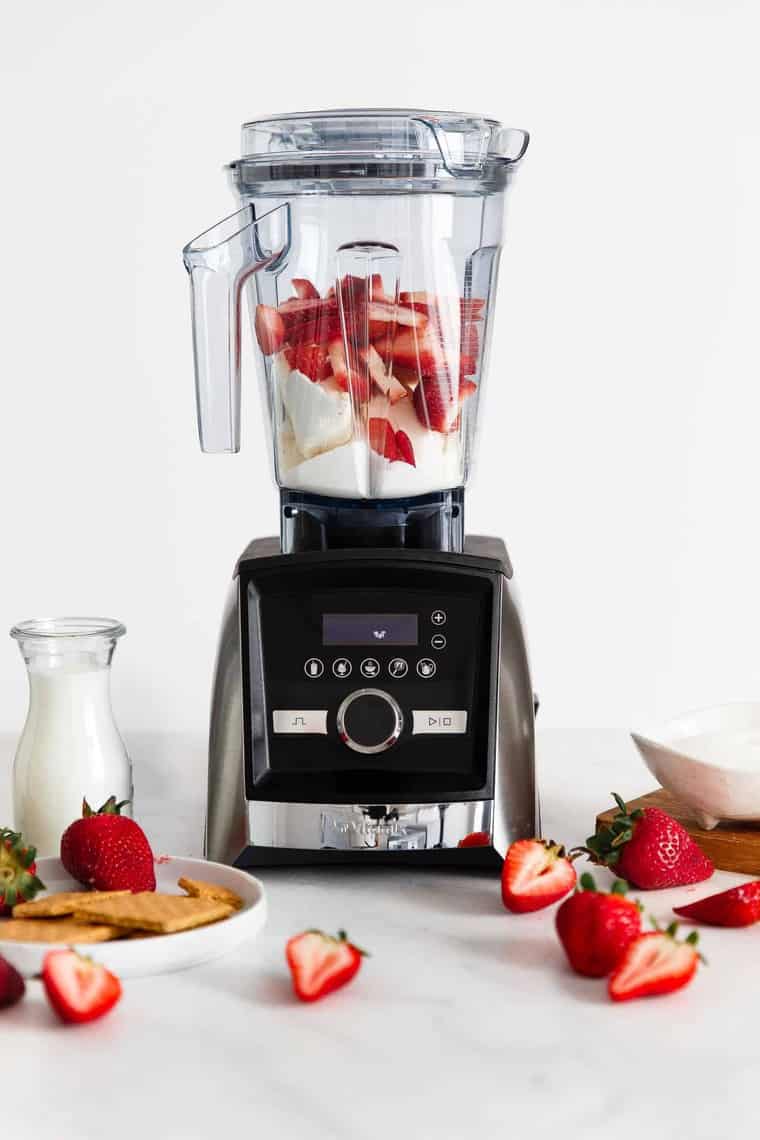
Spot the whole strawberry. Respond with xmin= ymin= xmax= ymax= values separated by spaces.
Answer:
xmin=0 ymin=955 xmax=26 ymax=1009
xmin=556 ymin=872 xmax=642 ymax=977
xmin=584 ymin=794 xmax=714 ymax=889
xmin=0 ymin=827 xmax=45 ymax=915
xmin=60 ymin=797 xmax=155 ymax=892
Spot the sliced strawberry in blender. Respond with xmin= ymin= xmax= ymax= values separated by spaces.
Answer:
xmin=365 ymin=301 xmax=427 ymax=329
xmin=460 ymin=321 xmax=480 ymax=362
xmin=394 ymin=430 xmax=416 ymax=466
xmin=369 ymin=417 xmax=399 ymax=461
xmin=285 ymin=344 xmax=333 ymax=382
xmin=281 ymin=299 xmax=343 ymax=345
xmin=328 ymin=338 xmax=371 ymax=403
xmin=412 ymin=375 xmax=459 ymax=432
xmin=360 ymin=344 xmax=408 ymax=403
xmin=291 ymin=278 xmax=321 ymax=300
xmin=254 ymin=305 xmax=286 ymax=355
xmin=376 ymin=326 xmax=448 ymax=378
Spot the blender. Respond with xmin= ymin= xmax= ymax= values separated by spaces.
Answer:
xmin=183 ymin=109 xmax=537 ymax=866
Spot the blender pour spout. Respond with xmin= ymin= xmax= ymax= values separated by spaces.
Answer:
xmin=182 ymin=203 xmax=290 ymax=453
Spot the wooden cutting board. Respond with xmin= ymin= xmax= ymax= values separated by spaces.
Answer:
xmin=596 ymin=788 xmax=760 ymax=875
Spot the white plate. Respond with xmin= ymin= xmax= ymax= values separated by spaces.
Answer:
xmin=0 ymin=856 xmax=267 ymax=978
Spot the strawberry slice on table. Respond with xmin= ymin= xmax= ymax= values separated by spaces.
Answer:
xmin=42 ymin=949 xmax=122 ymax=1024
xmin=555 ymin=872 xmax=642 ymax=977
xmin=290 ymin=277 xmax=320 ymax=300
xmin=286 ymin=929 xmax=367 ymax=1003
xmin=284 ymin=344 xmax=332 ymax=382
xmin=60 ymin=796 xmax=156 ymax=893
xmin=501 ymin=839 xmax=577 ymax=913
xmin=584 ymin=793 xmax=714 ymax=890
xmin=254 ymin=305 xmax=286 ymax=356
xmin=673 ymin=880 xmax=760 ymax=927
xmin=0 ymin=827 xmax=45 ymax=915
xmin=608 ymin=924 xmax=702 ymax=1002
xmin=0 ymin=955 xmax=25 ymax=1009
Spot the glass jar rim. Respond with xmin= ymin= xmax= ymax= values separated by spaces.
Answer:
xmin=10 ymin=617 xmax=126 ymax=641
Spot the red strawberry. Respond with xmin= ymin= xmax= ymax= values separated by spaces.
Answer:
xmin=394 ymin=430 xmax=415 ymax=467
xmin=608 ymin=924 xmax=701 ymax=1002
xmin=291 ymin=277 xmax=320 ymax=300
xmin=501 ymin=839 xmax=577 ymax=913
xmin=279 ymin=299 xmax=342 ymax=346
xmin=327 ymin=339 xmax=371 ymax=403
xmin=285 ymin=344 xmax=332 ymax=382
xmin=0 ymin=955 xmax=25 ymax=1009
xmin=584 ymin=794 xmax=714 ymax=890
xmin=60 ymin=796 xmax=156 ymax=893
xmin=365 ymin=300 xmax=426 ymax=329
xmin=369 ymin=417 xmax=398 ymax=461
xmin=673 ymin=880 xmax=760 ymax=927
xmin=457 ymin=830 xmax=490 ymax=848
xmin=0 ymin=827 xmax=45 ymax=915
xmin=412 ymin=374 xmax=459 ymax=433
xmin=254 ymin=304 xmax=286 ymax=355
xmin=42 ymin=949 xmax=122 ymax=1024
xmin=378 ymin=326 xmax=447 ymax=377
xmin=286 ymin=929 xmax=366 ymax=1003
xmin=555 ymin=872 xmax=642 ymax=977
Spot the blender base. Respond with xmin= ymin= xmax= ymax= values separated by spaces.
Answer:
xmin=206 ymin=535 xmax=537 ymax=868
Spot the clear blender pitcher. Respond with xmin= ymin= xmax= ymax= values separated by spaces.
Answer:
xmin=183 ymin=110 xmax=528 ymax=543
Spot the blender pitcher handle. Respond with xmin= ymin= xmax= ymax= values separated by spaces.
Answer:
xmin=182 ymin=204 xmax=290 ymax=453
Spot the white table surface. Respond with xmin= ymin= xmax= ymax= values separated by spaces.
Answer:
xmin=2 ymin=727 xmax=759 ymax=1139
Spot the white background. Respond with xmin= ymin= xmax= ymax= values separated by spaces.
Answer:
xmin=1 ymin=0 xmax=759 ymax=747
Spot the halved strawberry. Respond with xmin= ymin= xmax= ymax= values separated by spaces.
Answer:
xmin=0 ymin=827 xmax=44 ymax=915
xmin=254 ymin=305 xmax=286 ymax=356
xmin=501 ymin=839 xmax=577 ymax=913
xmin=42 ymin=949 xmax=122 ymax=1024
xmin=608 ymin=925 xmax=701 ymax=1002
xmin=369 ymin=417 xmax=399 ymax=460
xmin=673 ymin=881 xmax=760 ymax=927
xmin=286 ymin=929 xmax=366 ymax=1003
xmin=291 ymin=277 xmax=320 ymax=300
xmin=394 ymin=429 xmax=415 ymax=467
xmin=412 ymin=374 xmax=459 ymax=433
xmin=285 ymin=344 xmax=332 ymax=382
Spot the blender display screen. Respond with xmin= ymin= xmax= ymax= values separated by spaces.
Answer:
xmin=322 ymin=613 xmax=418 ymax=647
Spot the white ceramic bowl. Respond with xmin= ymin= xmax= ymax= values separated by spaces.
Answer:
xmin=632 ymin=701 xmax=760 ymax=829
xmin=0 ymin=855 xmax=267 ymax=978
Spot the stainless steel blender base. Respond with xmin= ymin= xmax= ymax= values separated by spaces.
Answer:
xmin=205 ymin=535 xmax=539 ymax=868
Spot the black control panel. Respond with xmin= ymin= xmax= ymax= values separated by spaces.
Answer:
xmin=238 ymin=550 xmax=502 ymax=804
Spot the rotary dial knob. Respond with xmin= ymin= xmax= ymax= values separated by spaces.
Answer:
xmin=336 ymin=688 xmax=404 ymax=755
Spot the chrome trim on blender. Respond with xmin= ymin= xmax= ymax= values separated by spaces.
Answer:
xmin=336 ymin=688 xmax=403 ymax=755
xmin=247 ymin=799 xmax=494 ymax=852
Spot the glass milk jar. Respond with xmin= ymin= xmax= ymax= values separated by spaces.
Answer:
xmin=10 ymin=618 xmax=132 ymax=857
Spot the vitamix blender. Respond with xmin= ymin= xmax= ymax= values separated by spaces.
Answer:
xmin=183 ymin=110 xmax=536 ymax=866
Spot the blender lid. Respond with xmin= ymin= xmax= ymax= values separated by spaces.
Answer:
xmin=237 ymin=109 xmax=529 ymax=177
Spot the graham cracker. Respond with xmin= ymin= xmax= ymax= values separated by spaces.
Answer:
xmin=0 ymin=918 xmax=125 ymax=943
xmin=71 ymin=892 xmax=234 ymax=934
xmin=12 ymin=890 xmax=130 ymax=919
xmin=177 ymin=877 xmax=243 ymax=911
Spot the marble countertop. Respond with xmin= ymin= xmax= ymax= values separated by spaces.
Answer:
xmin=2 ymin=727 xmax=759 ymax=1139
